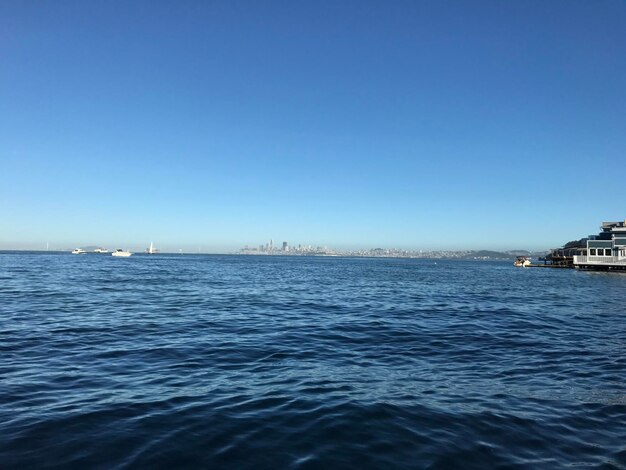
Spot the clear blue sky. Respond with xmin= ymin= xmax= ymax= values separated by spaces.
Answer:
xmin=1 ymin=1 xmax=625 ymax=252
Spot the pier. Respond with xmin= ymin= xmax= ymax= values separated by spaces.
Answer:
xmin=524 ymin=247 xmax=581 ymax=269
xmin=527 ymin=263 xmax=572 ymax=268
xmin=524 ymin=220 xmax=626 ymax=270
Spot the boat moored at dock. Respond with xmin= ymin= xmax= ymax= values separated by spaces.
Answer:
xmin=514 ymin=256 xmax=531 ymax=267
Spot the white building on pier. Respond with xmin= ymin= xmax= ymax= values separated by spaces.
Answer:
xmin=573 ymin=220 xmax=626 ymax=271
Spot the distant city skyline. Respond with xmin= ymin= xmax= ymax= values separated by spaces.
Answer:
xmin=3 ymin=226 xmax=620 ymax=254
xmin=1 ymin=1 xmax=625 ymax=251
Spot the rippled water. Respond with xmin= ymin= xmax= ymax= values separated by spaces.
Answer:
xmin=1 ymin=253 xmax=625 ymax=468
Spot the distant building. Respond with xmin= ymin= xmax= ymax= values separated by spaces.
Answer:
xmin=282 ymin=241 xmax=288 ymax=252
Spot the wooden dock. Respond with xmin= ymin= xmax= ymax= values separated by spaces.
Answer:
xmin=531 ymin=247 xmax=583 ymax=269
xmin=526 ymin=264 xmax=572 ymax=269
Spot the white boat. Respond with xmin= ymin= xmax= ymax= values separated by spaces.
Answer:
xmin=145 ymin=241 xmax=158 ymax=254
xmin=71 ymin=248 xmax=86 ymax=255
xmin=94 ymin=248 xmax=108 ymax=253
xmin=112 ymin=249 xmax=132 ymax=257
xmin=513 ymin=256 xmax=531 ymax=267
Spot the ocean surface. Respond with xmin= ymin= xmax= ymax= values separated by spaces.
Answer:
xmin=1 ymin=252 xmax=625 ymax=469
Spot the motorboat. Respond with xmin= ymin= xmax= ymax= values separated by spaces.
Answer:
xmin=94 ymin=248 xmax=108 ymax=253
xmin=112 ymin=249 xmax=132 ymax=257
xmin=514 ymin=256 xmax=531 ymax=267
xmin=71 ymin=248 xmax=86 ymax=255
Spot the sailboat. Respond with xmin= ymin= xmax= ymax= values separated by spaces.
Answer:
xmin=145 ymin=242 xmax=158 ymax=254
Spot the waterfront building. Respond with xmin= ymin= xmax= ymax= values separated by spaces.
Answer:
xmin=573 ymin=220 xmax=626 ymax=270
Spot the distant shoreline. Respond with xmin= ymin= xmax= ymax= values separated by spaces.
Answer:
xmin=0 ymin=249 xmax=532 ymax=261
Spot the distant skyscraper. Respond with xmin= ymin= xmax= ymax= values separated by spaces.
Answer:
xmin=282 ymin=241 xmax=288 ymax=252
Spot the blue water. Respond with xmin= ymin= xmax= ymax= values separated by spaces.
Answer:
xmin=1 ymin=253 xmax=625 ymax=468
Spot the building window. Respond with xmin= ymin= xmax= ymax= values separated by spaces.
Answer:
xmin=606 ymin=248 xmax=612 ymax=256
xmin=590 ymin=248 xmax=596 ymax=255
